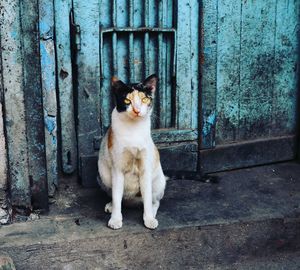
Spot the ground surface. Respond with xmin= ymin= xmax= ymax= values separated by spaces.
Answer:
xmin=0 ymin=161 xmax=300 ymax=269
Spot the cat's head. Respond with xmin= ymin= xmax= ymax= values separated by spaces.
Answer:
xmin=111 ymin=74 xmax=157 ymax=120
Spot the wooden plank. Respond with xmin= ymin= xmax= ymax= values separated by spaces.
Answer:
xmin=158 ymin=0 xmax=167 ymax=127
xmin=20 ymin=0 xmax=48 ymax=211
xmin=116 ymin=0 xmax=129 ymax=84
xmin=0 ymin=0 xmax=31 ymax=208
xmin=152 ymin=129 xmax=198 ymax=143
xmin=0 ymin=102 xmax=7 ymax=194
xmin=0 ymin=49 xmax=7 ymax=198
xmin=272 ymin=0 xmax=300 ymax=136
xmin=99 ymin=0 xmax=113 ymax=132
xmin=73 ymin=0 xmax=101 ymax=173
xmin=93 ymin=129 xmax=198 ymax=150
xmin=200 ymin=0 xmax=218 ymax=148
xmin=158 ymin=142 xmax=198 ymax=172
xmin=133 ymin=0 xmax=143 ymax=28
xmin=215 ymin=0 xmax=241 ymax=144
xmin=116 ymin=0 xmax=128 ymax=27
xmin=201 ymin=135 xmax=296 ymax=174
xmin=100 ymin=32 xmax=113 ymax=131
xmin=54 ymin=0 xmax=77 ymax=174
xmin=190 ymin=0 xmax=199 ymax=130
xmin=39 ymin=0 xmax=58 ymax=197
xmin=176 ymin=0 xmax=192 ymax=129
xmin=238 ymin=0 xmax=276 ymax=140
xmin=0 ymin=53 xmax=7 ymax=207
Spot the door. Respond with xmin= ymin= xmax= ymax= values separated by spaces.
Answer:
xmin=71 ymin=0 xmax=200 ymax=186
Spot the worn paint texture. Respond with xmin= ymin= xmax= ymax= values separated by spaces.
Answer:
xmin=71 ymin=0 xmax=200 ymax=184
xmin=0 ymin=0 xmax=31 ymax=208
xmin=0 ymin=49 xmax=7 ymax=197
xmin=213 ymin=0 xmax=300 ymax=144
xmin=73 ymin=0 xmax=101 ymax=165
xmin=0 ymin=103 xmax=7 ymax=192
xmin=0 ymin=0 xmax=299 ymax=202
xmin=20 ymin=0 xmax=48 ymax=211
xmin=54 ymin=0 xmax=77 ymax=174
xmin=39 ymin=0 xmax=58 ymax=197
xmin=200 ymin=0 xmax=218 ymax=148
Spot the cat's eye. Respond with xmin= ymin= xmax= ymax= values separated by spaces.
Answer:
xmin=142 ymin=97 xmax=151 ymax=104
xmin=124 ymin=98 xmax=131 ymax=105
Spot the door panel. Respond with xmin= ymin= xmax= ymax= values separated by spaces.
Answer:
xmin=72 ymin=0 xmax=200 ymax=186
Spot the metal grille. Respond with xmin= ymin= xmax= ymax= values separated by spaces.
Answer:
xmin=99 ymin=0 xmax=176 ymax=130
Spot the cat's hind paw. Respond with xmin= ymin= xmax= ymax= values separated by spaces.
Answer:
xmin=104 ymin=202 xmax=112 ymax=213
xmin=108 ymin=217 xmax=122 ymax=229
xmin=144 ymin=217 xmax=158 ymax=230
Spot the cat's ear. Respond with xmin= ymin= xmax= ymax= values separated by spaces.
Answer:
xmin=111 ymin=76 xmax=127 ymax=93
xmin=143 ymin=74 xmax=158 ymax=93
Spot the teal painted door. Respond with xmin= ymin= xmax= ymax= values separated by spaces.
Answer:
xmin=71 ymin=0 xmax=200 ymax=186
xmin=54 ymin=0 xmax=299 ymax=187
xmin=200 ymin=0 xmax=299 ymax=173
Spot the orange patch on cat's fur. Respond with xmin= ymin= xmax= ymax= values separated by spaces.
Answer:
xmin=111 ymin=76 xmax=119 ymax=84
xmin=108 ymin=128 xmax=113 ymax=149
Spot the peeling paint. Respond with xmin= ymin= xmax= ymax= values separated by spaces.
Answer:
xmin=44 ymin=113 xmax=57 ymax=145
xmin=202 ymin=112 xmax=216 ymax=137
xmin=0 ymin=103 xmax=7 ymax=191
xmin=40 ymin=0 xmax=58 ymax=197
xmin=55 ymin=0 xmax=77 ymax=174
xmin=1 ymin=0 xmax=31 ymax=208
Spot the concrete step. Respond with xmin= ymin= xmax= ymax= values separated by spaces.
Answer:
xmin=0 ymin=161 xmax=300 ymax=269
xmin=210 ymin=251 xmax=300 ymax=270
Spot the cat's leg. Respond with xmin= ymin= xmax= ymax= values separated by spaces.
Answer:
xmin=108 ymin=169 xmax=124 ymax=229
xmin=152 ymin=167 xmax=166 ymax=218
xmin=140 ymin=162 xmax=158 ymax=229
xmin=152 ymin=200 xmax=160 ymax=218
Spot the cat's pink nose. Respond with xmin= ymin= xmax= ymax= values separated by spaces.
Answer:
xmin=133 ymin=108 xmax=140 ymax=115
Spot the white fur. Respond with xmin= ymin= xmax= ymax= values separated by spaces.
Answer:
xmin=98 ymin=108 xmax=166 ymax=230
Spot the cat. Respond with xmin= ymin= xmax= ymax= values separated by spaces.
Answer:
xmin=97 ymin=74 xmax=167 ymax=230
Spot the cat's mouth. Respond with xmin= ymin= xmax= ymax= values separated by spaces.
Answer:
xmin=128 ymin=111 xmax=143 ymax=119
xmin=132 ymin=113 xmax=141 ymax=118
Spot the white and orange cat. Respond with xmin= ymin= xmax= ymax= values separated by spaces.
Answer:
xmin=97 ymin=74 xmax=166 ymax=230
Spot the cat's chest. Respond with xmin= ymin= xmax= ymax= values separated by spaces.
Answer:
xmin=121 ymin=147 xmax=144 ymax=172
xmin=115 ymin=129 xmax=151 ymax=150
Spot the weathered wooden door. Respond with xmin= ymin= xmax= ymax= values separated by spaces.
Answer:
xmin=71 ymin=0 xmax=200 ymax=186
xmin=54 ymin=0 xmax=299 ymax=188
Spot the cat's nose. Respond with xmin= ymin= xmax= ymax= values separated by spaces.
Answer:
xmin=133 ymin=108 xmax=140 ymax=115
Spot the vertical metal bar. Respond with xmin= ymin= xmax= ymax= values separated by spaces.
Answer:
xmin=112 ymin=0 xmax=118 ymax=76
xmin=112 ymin=0 xmax=117 ymax=26
xmin=144 ymin=0 xmax=150 ymax=77
xmin=113 ymin=35 xmax=118 ymax=76
xmin=129 ymin=0 xmax=134 ymax=82
xmin=158 ymin=0 xmax=167 ymax=127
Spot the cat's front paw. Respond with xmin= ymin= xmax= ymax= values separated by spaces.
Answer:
xmin=108 ymin=217 xmax=122 ymax=230
xmin=144 ymin=217 xmax=158 ymax=229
